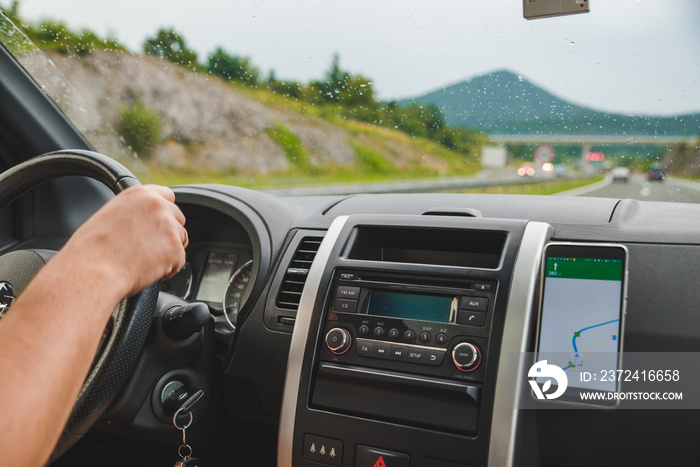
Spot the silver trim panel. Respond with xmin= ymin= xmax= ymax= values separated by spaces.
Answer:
xmin=488 ymin=221 xmax=553 ymax=467
xmin=277 ymin=216 xmax=349 ymax=467
xmin=356 ymin=337 xmax=447 ymax=353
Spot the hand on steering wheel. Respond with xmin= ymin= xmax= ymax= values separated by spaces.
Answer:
xmin=0 ymin=150 xmax=186 ymax=463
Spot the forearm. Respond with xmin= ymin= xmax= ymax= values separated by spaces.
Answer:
xmin=0 ymin=185 xmax=186 ymax=466
xmin=0 ymin=250 xmax=128 ymax=466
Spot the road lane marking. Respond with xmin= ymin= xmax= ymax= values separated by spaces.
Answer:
xmin=554 ymin=176 xmax=613 ymax=197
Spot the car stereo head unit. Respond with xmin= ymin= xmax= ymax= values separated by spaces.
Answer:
xmin=319 ymin=269 xmax=496 ymax=383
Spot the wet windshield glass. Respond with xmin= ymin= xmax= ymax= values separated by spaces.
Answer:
xmin=0 ymin=0 xmax=698 ymax=200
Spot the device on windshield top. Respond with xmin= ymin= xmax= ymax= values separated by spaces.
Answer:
xmin=534 ymin=242 xmax=628 ymax=407
xmin=523 ymin=0 xmax=590 ymax=20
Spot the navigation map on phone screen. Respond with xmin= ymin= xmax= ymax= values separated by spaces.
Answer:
xmin=538 ymin=245 xmax=626 ymax=393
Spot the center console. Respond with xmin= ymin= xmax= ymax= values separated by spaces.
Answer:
xmin=278 ymin=215 xmax=553 ymax=467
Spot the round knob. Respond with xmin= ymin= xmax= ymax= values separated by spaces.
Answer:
xmin=325 ymin=328 xmax=351 ymax=355
xmin=452 ymin=342 xmax=481 ymax=372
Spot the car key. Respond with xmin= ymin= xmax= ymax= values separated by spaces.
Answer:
xmin=173 ymin=390 xmax=205 ymax=467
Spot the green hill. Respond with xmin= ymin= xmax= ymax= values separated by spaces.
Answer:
xmin=403 ymin=70 xmax=700 ymax=136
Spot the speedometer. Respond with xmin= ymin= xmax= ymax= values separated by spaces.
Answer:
xmin=160 ymin=260 xmax=194 ymax=299
xmin=222 ymin=260 xmax=254 ymax=331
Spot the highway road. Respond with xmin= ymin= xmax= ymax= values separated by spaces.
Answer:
xmin=572 ymin=175 xmax=700 ymax=203
xmin=262 ymin=169 xmax=700 ymax=201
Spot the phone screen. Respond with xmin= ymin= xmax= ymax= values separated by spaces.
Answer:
xmin=535 ymin=243 xmax=627 ymax=405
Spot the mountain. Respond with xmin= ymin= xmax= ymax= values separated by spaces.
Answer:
xmin=402 ymin=70 xmax=700 ymax=136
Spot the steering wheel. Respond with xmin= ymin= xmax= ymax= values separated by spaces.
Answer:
xmin=0 ymin=149 xmax=159 ymax=460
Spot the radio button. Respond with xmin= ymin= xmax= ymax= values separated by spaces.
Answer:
xmin=333 ymin=298 xmax=358 ymax=313
xmin=457 ymin=310 xmax=486 ymax=327
xmin=460 ymin=296 xmax=488 ymax=312
xmin=358 ymin=325 xmax=370 ymax=336
xmin=339 ymin=273 xmax=355 ymax=280
xmin=473 ymin=283 xmax=491 ymax=291
xmin=425 ymin=349 xmax=446 ymax=366
xmin=336 ymin=286 xmax=360 ymax=299
xmin=436 ymin=333 xmax=448 ymax=345
xmin=325 ymin=328 xmax=351 ymax=355
xmin=404 ymin=329 xmax=416 ymax=341
xmin=390 ymin=345 xmax=408 ymax=361
xmin=388 ymin=328 xmax=400 ymax=339
xmin=419 ymin=331 xmax=431 ymax=343
xmin=357 ymin=340 xmax=374 ymax=357
xmin=373 ymin=326 xmax=385 ymax=337
xmin=373 ymin=342 xmax=391 ymax=359
xmin=452 ymin=342 xmax=481 ymax=372
xmin=406 ymin=348 xmax=426 ymax=364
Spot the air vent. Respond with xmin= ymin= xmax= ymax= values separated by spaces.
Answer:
xmin=276 ymin=236 xmax=323 ymax=312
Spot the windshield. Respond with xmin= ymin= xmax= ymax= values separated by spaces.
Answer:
xmin=0 ymin=0 xmax=698 ymax=200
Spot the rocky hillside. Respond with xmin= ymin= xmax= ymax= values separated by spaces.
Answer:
xmin=26 ymin=50 xmax=475 ymax=176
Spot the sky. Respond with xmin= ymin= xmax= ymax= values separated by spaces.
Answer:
xmin=3 ymin=0 xmax=700 ymax=116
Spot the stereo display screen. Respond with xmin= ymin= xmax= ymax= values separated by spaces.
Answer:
xmin=368 ymin=290 xmax=456 ymax=323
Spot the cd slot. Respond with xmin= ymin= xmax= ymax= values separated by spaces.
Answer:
xmin=344 ymin=225 xmax=507 ymax=269
xmin=311 ymin=363 xmax=481 ymax=435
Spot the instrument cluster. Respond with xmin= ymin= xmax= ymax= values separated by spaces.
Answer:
xmin=161 ymin=246 xmax=254 ymax=334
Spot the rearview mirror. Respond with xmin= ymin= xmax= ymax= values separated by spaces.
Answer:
xmin=523 ymin=0 xmax=590 ymax=19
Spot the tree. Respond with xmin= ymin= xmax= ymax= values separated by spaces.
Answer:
xmin=74 ymin=30 xmax=101 ymax=56
xmin=326 ymin=54 xmax=349 ymax=99
xmin=317 ymin=54 xmax=349 ymax=103
xmin=143 ymin=28 xmax=200 ymax=71
xmin=3 ymin=1 xmax=21 ymax=23
xmin=266 ymin=71 xmax=303 ymax=99
xmin=339 ymin=75 xmax=375 ymax=107
xmin=304 ymin=80 xmax=329 ymax=106
xmin=207 ymin=47 xmax=260 ymax=86
xmin=312 ymin=54 xmax=377 ymax=107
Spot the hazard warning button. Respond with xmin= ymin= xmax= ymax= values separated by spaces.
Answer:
xmin=356 ymin=445 xmax=409 ymax=467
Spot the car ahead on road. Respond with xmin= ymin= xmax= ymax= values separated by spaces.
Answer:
xmin=610 ymin=166 xmax=631 ymax=182
xmin=552 ymin=165 xmax=569 ymax=178
xmin=517 ymin=162 xmax=536 ymax=177
xmin=0 ymin=2 xmax=699 ymax=467
xmin=647 ymin=166 xmax=667 ymax=181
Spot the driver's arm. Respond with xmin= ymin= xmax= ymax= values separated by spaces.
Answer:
xmin=0 ymin=185 xmax=187 ymax=467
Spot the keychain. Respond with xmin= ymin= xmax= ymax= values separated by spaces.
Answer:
xmin=172 ymin=390 xmax=204 ymax=466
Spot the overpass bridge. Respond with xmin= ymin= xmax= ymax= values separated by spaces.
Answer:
xmin=489 ymin=134 xmax=696 ymax=146
xmin=489 ymin=134 xmax=696 ymax=159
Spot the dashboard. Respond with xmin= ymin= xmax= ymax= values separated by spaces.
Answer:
xmin=117 ymin=186 xmax=700 ymax=466
xmin=3 ymin=169 xmax=700 ymax=467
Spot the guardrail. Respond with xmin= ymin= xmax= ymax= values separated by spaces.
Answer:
xmin=261 ymin=174 xmax=588 ymax=196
